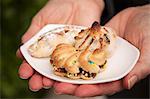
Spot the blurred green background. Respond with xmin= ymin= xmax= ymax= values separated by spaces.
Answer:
xmin=1 ymin=0 xmax=51 ymax=98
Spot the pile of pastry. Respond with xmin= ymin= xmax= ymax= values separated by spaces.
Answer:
xmin=28 ymin=22 xmax=117 ymax=80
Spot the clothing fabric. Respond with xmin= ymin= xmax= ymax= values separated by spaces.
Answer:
xmin=101 ymin=0 xmax=150 ymax=25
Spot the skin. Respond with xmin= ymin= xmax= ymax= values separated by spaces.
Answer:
xmin=16 ymin=0 xmax=150 ymax=97
xmin=54 ymin=6 xmax=150 ymax=97
xmin=17 ymin=0 xmax=104 ymax=91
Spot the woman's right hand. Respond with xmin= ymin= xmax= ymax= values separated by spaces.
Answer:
xmin=16 ymin=0 xmax=104 ymax=91
xmin=53 ymin=5 xmax=150 ymax=97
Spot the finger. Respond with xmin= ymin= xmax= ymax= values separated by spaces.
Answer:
xmin=123 ymin=62 xmax=150 ymax=89
xmin=18 ymin=61 xmax=34 ymax=79
xmin=123 ymin=62 xmax=140 ymax=89
xmin=123 ymin=60 xmax=150 ymax=89
xmin=16 ymin=49 xmax=24 ymax=60
xmin=74 ymin=80 xmax=123 ymax=97
xmin=42 ymin=77 xmax=54 ymax=89
xmin=22 ymin=15 xmax=44 ymax=43
xmin=54 ymin=82 xmax=78 ymax=95
xmin=29 ymin=72 xmax=43 ymax=91
xmin=123 ymin=39 xmax=150 ymax=89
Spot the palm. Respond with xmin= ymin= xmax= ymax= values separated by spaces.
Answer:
xmin=40 ymin=0 xmax=101 ymax=26
xmin=21 ymin=0 xmax=102 ymax=43
xmin=36 ymin=2 xmax=89 ymax=25
xmin=121 ymin=7 xmax=150 ymax=68
xmin=122 ymin=8 xmax=150 ymax=81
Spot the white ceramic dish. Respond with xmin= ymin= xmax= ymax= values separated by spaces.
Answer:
xmin=20 ymin=24 xmax=140 ymax=84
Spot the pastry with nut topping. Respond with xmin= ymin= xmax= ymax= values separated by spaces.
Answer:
xmin=50 ymin=21 xmax=117 ymax=79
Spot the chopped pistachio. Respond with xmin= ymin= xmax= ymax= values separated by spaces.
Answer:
xmin=88 ymin=60 xmax=95 ymax=64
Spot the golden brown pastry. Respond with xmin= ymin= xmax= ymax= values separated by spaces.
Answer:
xmin=51 ymin=44 xmax=81 ymax=79
xmin=50 ymin=21 xmax=117 ymax=80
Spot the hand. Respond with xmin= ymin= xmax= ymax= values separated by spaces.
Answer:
xmin=54 ymin=5 xmax=150 ymax=97
xmin=16 ymin=0 xmax=104 ymax=91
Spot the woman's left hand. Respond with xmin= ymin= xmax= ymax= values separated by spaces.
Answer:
xmin=53 ymin=5 xmax=150 ymax=97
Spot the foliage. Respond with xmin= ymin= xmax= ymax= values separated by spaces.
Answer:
xmin=1 ymin=0 xmax=50 ymax=98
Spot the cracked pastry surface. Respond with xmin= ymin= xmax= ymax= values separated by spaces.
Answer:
xmin=50 ymin=21 xmax=117 ymax=80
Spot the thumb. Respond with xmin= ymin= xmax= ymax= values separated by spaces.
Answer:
xmin=123 ymin=41 xmax=150 ymax=89
xmin=123 ymin=61 xmax=149 ymax=89
xmin=21 ymin=15 xmax=44 ymax=43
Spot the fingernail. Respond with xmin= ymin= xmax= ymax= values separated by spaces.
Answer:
xmin=128 ymin=75 xmax=138 ymax=89
xmin=29 ymin=87 xmax=39 ymax=92
xmin=19 ymin=75 xmax=28 ymax=79
xmin=43 ymin=86 xmax=51 ymax=89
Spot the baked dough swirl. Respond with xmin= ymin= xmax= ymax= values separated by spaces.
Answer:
xmin=51 ymin=22 xmax=116 ymax=79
